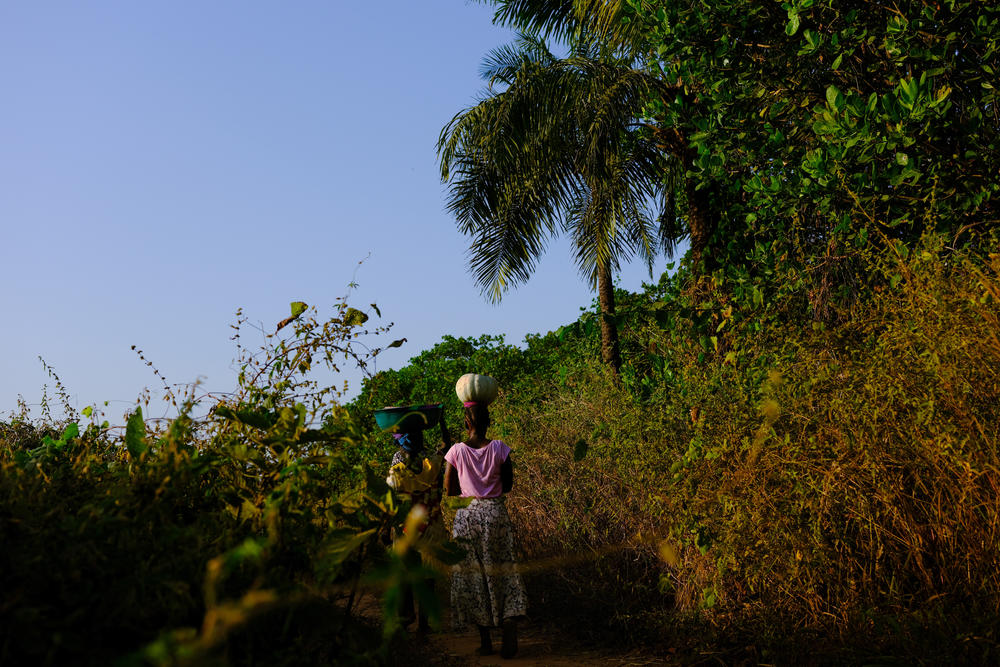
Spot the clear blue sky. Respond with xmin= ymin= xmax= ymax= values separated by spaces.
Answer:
xmin=1 ymin=1 xmax=680 ymax=422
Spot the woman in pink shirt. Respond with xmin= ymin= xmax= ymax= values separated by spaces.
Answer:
xmin=444 ymin=401 xmax=527 ymax=658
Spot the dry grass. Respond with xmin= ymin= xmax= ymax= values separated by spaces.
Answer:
xmin=487 ymin=236 xmax=1000 ymax=660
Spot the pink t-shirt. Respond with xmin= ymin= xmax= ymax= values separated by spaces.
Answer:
xmin=444 ymin=440 xmax=511 ymax=498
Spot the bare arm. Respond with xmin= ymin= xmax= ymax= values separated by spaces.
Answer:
xmin=439 ymin=415 xmax=453 ymax=454
xmin=444 ymin=461 xmax=461 ymax=496
xmin=500 ymin=456 xmax=513 ymax=494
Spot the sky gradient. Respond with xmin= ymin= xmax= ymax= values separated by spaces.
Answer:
xmin=1 ymin=1 xmax=679 ymax=421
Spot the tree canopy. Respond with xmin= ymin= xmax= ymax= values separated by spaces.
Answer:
xmin=438 ymin=37 xmax=675 ymax=373
xmin=484 ymin=0 xmax=999 ymax=277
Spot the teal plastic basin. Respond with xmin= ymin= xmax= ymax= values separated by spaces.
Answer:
xmin=373 ymin=404 xmax=443 ymax=433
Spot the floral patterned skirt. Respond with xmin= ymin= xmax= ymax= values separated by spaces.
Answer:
xmin=450 ymin=497 xmax=528 ymax=628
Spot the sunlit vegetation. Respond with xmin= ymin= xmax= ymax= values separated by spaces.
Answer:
xmin=1 ymin=300 xmax=450 ymax=666
xmin=353 ymin=232 xmax=1000 ymax=662
xmin=3 ymin=0 xmax=999 ymax=664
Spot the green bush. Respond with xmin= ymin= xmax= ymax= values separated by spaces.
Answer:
xmin=0 ymin=299 xmax=454 ymax=666
xmin=487 ymin=233 xmax=1000 ymax=660
xmin=355 ymin=232 xmax=996 ymax=659
xmin=4 ymin=235 xmax=998 ymax=663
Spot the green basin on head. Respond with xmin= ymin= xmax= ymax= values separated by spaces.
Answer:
xmin=373 ymin=404 xmax=443 ymax=433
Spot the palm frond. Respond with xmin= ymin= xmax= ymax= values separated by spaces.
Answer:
xmin=439 ymin=34 xmax=685 ymax=301
xmin=486 ymin=0 xmax=640 ymax=51
xmin=479 ymin=34 xmax=558 ymax=89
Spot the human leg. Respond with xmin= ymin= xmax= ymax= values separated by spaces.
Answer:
xmin=477 ymin=625 xmax=494 ymax=655
xmin=501 ymin=617 xmax=518 ymax=658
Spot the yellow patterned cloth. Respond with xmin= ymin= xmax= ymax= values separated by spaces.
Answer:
xmin=386 ymin=454 xmax=442 ymax=493
xmin=386 ymin=451 xmax=446 ymax=548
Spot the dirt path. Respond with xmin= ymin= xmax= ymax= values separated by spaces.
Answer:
xmin=356 ymin=593 xmax=672 ymax=666
xmin=424 ymin=618 xmax=674 ymax=666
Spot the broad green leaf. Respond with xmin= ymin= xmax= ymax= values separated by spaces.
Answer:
xmin=826 ymin=85 xmax=843 ymax=110
xmin=324 ymin=528 xmax=377 ymax=564
xmin=786 ymin=11 xmax=801 ymax=36
xmin=125 ymin=407 xmax=147 ymax=458
xmin=344 ymin=307 xmax=369 ymax=326
xmin=702 ymin=587 xmax=717 ymax=608
xmin=61 ymin=423 xmax=79 ymax=441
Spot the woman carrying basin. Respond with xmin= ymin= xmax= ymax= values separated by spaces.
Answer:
xmin=443 ymin=373 xmax=527 ymax=658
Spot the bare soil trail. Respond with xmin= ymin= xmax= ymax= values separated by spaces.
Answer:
xmin=357 ymin=593 xmax=674 ymax=666
xmin=423 ymin=618 xmax=674 ymax=666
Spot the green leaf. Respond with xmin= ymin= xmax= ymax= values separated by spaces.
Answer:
xmin=826 ymin=84 xmax=844 ymax=110
xmin=572 ymin=439 xmax=589 ymax=462
xmin=786 ymin=11 xmax=801 ymax=36
xmin=387 ymin=338 xmax=407 ymax=349
xmin=702 ymin=587 xmax=717 ymax=608
xmin=61 ymin=423 xmax=79 ymax=441
xmin=324 ymin=528 xmax=377 ymax=564
xmin=831 ymin=53 xmax=843 ymax=70
xmin=125 ymin=407 xmax=147 ymax=458
xmin=82 ymin=406 xmax=93 ymax=418
xmin=344 ymin=307 xmax=369 ymax=326
xmin=895 ymin=152 xmax=909 ymax=166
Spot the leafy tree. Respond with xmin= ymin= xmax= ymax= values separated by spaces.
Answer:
xmin=351 ymin=334 xmax=530 ymax=436
xmin=483 ymin=1 xmax=724 ymax=270
xmin=631 ymin=0 xmax=998 ymax=267
xmin=486 ymin=0 xmax=1000 ymax=287
xmin=438 ymin=36 xmax=676 ymax=376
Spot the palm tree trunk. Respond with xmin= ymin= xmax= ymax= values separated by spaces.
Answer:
xmin=652 ymin=123 xmax=716 ymax=275
xmin=597 ymin=260 xmax=622 ymax=380
xmin=686 ymin=174 xmax=714 ymax=273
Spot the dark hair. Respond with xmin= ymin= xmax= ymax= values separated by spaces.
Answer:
xmin=464 ymin=403 xmax=490 ymax=437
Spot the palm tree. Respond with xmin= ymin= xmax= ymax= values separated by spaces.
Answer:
xmin=482 ymin=0 xmax=719 ymax=270
xmin=438 ymin=37 xmax=680 ymax=377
